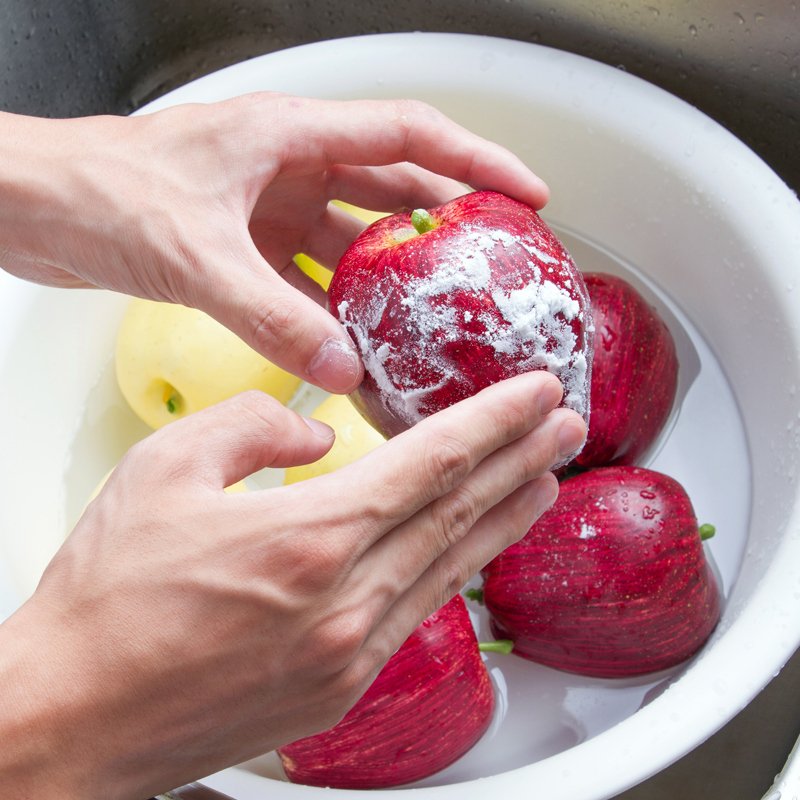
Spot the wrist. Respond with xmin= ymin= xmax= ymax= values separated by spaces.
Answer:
xmin=0 ymin=112 xmax=66 ymax=272
xmin=0 ymin=110 xmax=125 ymax=289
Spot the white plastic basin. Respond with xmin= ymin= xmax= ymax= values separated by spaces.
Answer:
xmin=1 ymin=33 xmax=799 ymax=800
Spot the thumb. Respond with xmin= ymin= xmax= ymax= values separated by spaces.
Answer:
xmin=202 ymin=247 xmax=364 ymax=395
xmin=133 ymin=390 xmax=335 ymax=490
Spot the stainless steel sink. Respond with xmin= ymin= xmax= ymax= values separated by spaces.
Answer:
xmin=1 ymin=2 xmax=798 ymax=798
xmin=1 ymin=0 xmax=797 ymax=193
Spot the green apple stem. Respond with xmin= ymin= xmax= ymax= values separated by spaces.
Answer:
xmin=699 ymin=523 xmax=716 ymax=541
xmin=464 ymin=587 xmax=484 ymax=604
xmin=478 ymin=640 xmax=514 ymax=655
xmin=163 ymin=386 xmax=182 ymax=415
xmin=410 ymin=208 xmax=436 ymax=235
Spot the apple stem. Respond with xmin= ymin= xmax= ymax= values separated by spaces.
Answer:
xmin=410 ymin=208 xmax=436 ymax=235
xmin=163 ymin=386 xmax=181 ymax=415
xmin=464 ymin=587 xmax=484 ymax=604
xmin=699 ymin=523 xmax=716 ymax=541
xmin=478 ymin=640 xmax=514 ymax=655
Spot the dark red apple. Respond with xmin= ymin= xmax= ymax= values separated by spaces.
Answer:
xmin=576 ymin=272 xmax=678 ymax=468
xmin=328 ymin=190 xmax=593 ymax=438
xmin=277 ymin=594 xmax=494 ymax=788
xmin=480 ymin=466 xmax=720 ymax=678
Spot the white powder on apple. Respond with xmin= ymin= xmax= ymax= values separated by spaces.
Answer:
xmin=579 ymin=520 xmax=598 ymax=539
xmin=337 ymin=224 xmax=592 ymax=428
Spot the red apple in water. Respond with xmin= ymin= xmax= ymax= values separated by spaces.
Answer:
xmin=575 ymin=272 xmax=678 ymax=468
xmin=328 ymin=190 xmax=593 ymax=439
xmin=277 ymin=594 xmax=494 ymax=788
xmin=480 ymin=466 xmax=721 ymax=678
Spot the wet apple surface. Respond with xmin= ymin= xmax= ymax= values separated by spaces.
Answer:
xmin=481 ymin=466 xmax=721 ymax=678
xmin=576 ymin=273 xmax=679 ymax=468
xmin=328 ymin=190 xmax=594 ymax=438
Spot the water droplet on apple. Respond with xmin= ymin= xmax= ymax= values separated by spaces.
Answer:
xmin=600 ymin=324 xmax=617 ymax=351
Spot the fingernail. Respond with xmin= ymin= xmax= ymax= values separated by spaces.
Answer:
xmin=558 ymin=417 xmax=587 ymax=458
xmin=522 ymin=476 xmax=560 ymax=532
xmin=534 ymin=475 xmax=559 ymax=514
xmin=308 ymin=338 xmax=363 ymax=393
xmin=537 ymin=376 xmax=564 ymax=415
xmin=302 ymin=416 xmax=335 ymax=440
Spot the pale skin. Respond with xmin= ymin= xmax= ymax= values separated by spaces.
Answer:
xmin=0 ymin=93 xmax=586 ymax=798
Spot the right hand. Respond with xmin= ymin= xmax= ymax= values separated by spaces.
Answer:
xmin=0 ymin=371 xmax=585 ymax=800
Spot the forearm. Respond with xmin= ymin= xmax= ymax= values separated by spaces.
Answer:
xmin=0 ymin=592 xmax=200 ymax=800
xmin=0 ymin=601 xmax=88 ymax=798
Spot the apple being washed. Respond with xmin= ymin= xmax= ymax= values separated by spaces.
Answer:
xmin=328 ymin=190 xmax=594 ymax=438
xmin=576 ymin=272 xmax=679 ymax=468
xmin=277 ymin=594 xmax=495 ymax=789
xmin=480 ymin=466 xmax=721 ymax=678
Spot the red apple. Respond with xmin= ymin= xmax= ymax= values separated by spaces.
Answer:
xmin=480 ymin=466 xmax=721 ymax=678
xmin=575 ymin=272 xmax=679 ymax=468
xmin=328 ymin=190 xmax=593 ymax=438
xmin=277 ymin=594 xmax=494 ymax=788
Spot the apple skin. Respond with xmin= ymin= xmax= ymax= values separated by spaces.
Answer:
xmin=277 ymin=594 xmax=494 ymax=789
xmin=328 ymin=190 xmax=594 ymax=438
xmin=283 ymin=393 xmax=385 ymax=484
xmin=480 ymin=466 xmax=721 ymax=678
xmin=116 ymin=299 xmax=301 ymax=429
xmin=575 ymin=273 xmax=679 ymax=468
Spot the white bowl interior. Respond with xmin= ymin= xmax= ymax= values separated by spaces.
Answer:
xmin=1 ymin=33 xmax=799 ymax=800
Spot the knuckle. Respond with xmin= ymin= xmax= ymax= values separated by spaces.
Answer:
xmin=494 ymin=393 xmax=534 ymax=436
xmin=248 ymin=300 xmax=297 ymax=353
xmin=429 ymin=556 xmax=471 ymax=609
xmin=287 ymin=540 xmax=349 ymax=591
xmin=391 ymin=99 xmax=441 ymax=158
xmin=424 ymin=434 xmax=474 ymax=495
xmin=315 ymin=612 xmax=371 ymax=671
xmin=431 ymin=486 xmax=480 ymax=550
xmin=393 ymin=97 xmax=433 ymax=121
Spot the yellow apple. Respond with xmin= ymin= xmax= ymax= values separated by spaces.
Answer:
xmin=116 ymin=299 xmax=301 ymax=429
xmin=294 ymin=201 xmax=388 ymax=290
xmin=294 ymin=252 xmax=334 ymax=291
xmin=283 ymin=393 xmax=385 ymax=484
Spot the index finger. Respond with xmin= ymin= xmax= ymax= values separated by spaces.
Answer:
xmin=274 ymin=96 xmax=550 ymax=210
xmin=296 ymin=369 xmax=565 ymax=551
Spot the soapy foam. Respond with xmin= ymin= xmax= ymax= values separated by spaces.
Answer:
xmin=337 ymin=224 xmax=592 ymax=427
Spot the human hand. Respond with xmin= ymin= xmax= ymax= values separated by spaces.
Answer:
xmin=0 ymin=95 xmax=549 ymax=393
xmin=0 ymin=371 xmax=584 ymax=799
